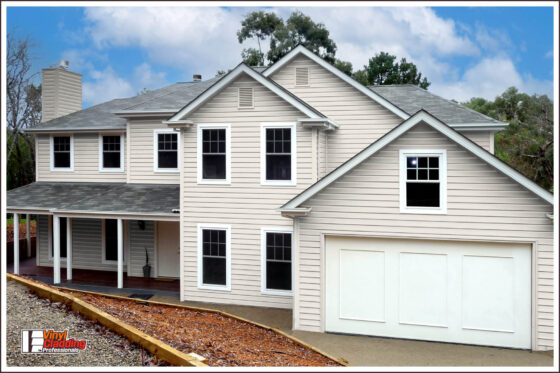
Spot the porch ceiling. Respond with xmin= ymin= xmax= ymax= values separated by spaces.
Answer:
xmin=7 ymin=182 xmax=179 ymax=217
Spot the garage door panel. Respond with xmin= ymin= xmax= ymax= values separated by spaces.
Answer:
xmin=462 ymin=255 xmax=515 ymax=333
xmin=399 ymin=252 xmax=448 ymax=328
xmin=326 ymin=237 xmax=531 ymax=349
xmin=339 ymin=249 xmax=385 ymax=322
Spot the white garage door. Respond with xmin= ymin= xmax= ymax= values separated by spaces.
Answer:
xmin=325 ymin=236 xmax=532 ymax=349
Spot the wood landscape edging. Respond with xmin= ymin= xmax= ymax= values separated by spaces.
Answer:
xmin=7 ymin=274 xmax=207 ymax=367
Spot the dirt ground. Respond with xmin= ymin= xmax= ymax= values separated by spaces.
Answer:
xmin=7 ymin=220 xmax=36 ymax=242
xmin=68 ymin=290 xmax=340 ymax=367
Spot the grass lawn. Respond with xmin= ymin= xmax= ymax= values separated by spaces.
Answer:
xmin=7 ymin=218 xmax=35 ymax=225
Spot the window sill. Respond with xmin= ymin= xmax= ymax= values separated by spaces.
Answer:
xmin=198 ymin=284 xmax=231 ymax=292
xmin=99 ymin=168 xmax=125 ymax=173
xmin=197 ymin=179 xmax=231 ymax=185
xmin=50 ymin=168 xmax=74 ymax=172
xmin=262 ymin=289 xmax=293 ymax=297
xmin=400 ymin=207 xmax=448 ymax=215
xmin=261 ymin=180 xmax=297 ymax=187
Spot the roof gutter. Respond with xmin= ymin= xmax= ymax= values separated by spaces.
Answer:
xmin=449 ymin=122 xmax=508 ymax=132
xmin=113 ymin=110 xmax=178 ymax=119
xmin=163 ymin=119 xmax=194 ymax=130
xmin=25 ymin=128 xmax=126 ymax=134
xmin=298 ymin=118 xmax=339 ymax=131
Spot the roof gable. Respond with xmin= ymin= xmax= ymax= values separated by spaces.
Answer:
xmin=280 ymin=110 xmax=553 ymax=211
xmin=168 ymin=63 xmax=325 ymax=122
xmin=262 ymin=45 xmax=409 ymax=120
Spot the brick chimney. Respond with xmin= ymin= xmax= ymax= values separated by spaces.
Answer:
xmin=193 ymin=74 xmax=202 ymax=82
xmin=41 ymin=60 xmax=82 ymax=122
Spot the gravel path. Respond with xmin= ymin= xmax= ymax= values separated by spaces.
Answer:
xmin=6 ymin=281 xmax=157 ymax=367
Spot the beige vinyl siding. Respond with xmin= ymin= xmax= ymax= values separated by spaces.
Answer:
xmin=180 ymin=74 xmax=314 ymax=308
xmin=463 ymin=131 xmax=494 ymax=153
xmin=128 ymin=120 xmax=180 ymax=184
xmin=270 ymin=54 xmax=403 ymax=172
xmin=41 ymin=68 xmax=82 ymax=122
xmin=36 ymin=133 xmax=127 ymax=182
xmin=294 ymin=122 xmax=553 ymax=351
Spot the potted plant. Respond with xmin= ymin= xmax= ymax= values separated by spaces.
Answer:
xmin=143 ymin=248 xmax=151 ymax=278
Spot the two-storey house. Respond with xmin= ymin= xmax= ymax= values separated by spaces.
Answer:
xmin=8 ymin=46 xmax=554 ymax=351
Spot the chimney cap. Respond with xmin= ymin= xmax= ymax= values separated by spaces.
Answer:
xmin=193 ymin=74 xmax=202 ymax=82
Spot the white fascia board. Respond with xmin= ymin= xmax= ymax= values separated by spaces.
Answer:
xmin=51 ymin=209 xmax=180 ymax=221
xmin=168 ymin=64 xmax=322 ymax=122
xmin=298 ymin=118 xmax=339 ymax=130
xmin=113 ymin=110 xmax=177 ymax=118
xmin=263 ymin=45 xmax=409 ymax=120
xmin=449 ymin=122 xmax=508 ymax=131
xmin=280 ymin=110 xmax=553 ymax=210
xmin=25 ymin=128 xmax=126 ymax=134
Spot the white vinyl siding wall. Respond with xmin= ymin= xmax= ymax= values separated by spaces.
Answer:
xmin=293 ymin=123 xmax=553 ymax=351
xmin=128 ymin=121 xmax=180 ymax=184
xmin=36 ymin=216 xmax=156 ymax=277
xmin=270 ymin=54 xmax=403 ymax=172
xmin=36 ymin=134 xmax=127 ymax=182
xmin=41 ymin=68 xmax=82 ymax=123
xmin=463 ymin=131 xmax=494 ymax=153
xmin=180 ymin=75 xmax=314 ymax=308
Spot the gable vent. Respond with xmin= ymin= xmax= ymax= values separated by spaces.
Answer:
xmin=238 ymin=87 xmax=254 ymax=108
xmin=295 ymin=67 xmax=309 ymax=86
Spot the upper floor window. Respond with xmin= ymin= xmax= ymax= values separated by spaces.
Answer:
xmin=399 ymin=150 xmax=447 ymax=214
xmin=154 ymin=130 xmax=179 ymax=172
xmin=197 ymin=124 xmax=231 ymax=184
xmin=50 ymin=135 xmax=74 ymax=171
xmin=261 ymin=123 xmax=297 ymax=186
xmin=99 ymin=135 xmax=124 ymax=172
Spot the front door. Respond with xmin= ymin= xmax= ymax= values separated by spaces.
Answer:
xmin=157 ymin=221 xmax=180 ymax=278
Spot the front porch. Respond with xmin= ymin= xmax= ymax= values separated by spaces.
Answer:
xmin=8 ymin=256 xmax=179 ymax=295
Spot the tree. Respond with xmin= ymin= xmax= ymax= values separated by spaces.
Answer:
xmin=237 ymin=10 xmax=341 ymax=67
xmin=463 ymin=87 xmax=553 ymax=191
xmin=334 ymin=59 xmax=353 ymax=76
xmin=136 ymin=87 xmax=150 ymax=95
xmin=353 ymin=52 xmax=430 ymax=89
xmin=7 ymin=33 xmax=41 ymax=190
xmin=237 ymin=11 xmax=283 ymax=65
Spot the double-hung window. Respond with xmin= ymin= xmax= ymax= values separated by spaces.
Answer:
xmin=50 ymin=135 xmax=73 ymax=171
xmin=261 ymin=123 xmax=297 ymax=185
xmin=400 ymin=150 xmax=447 ymax=214
xmin=99 ymin=135 xmax=124 ymax=171
xmin=197 ymin=124 xmax=230 ymax=184
xmin=198 ymin=224 xmax=231 ymax=290
xmin=261 ymin=228 xmax=293 ymax=294
xmin=154 ymin=130 xmax=179 ymax=172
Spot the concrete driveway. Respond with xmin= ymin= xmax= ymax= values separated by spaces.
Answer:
xmin=148 ymin=294 xmax=553 ymax=367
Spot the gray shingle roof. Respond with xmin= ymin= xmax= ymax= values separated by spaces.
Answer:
xmin=26 ymin=77 xmax=221 ymax=132
xmin=368 ymin=85 xmax=503 ymax=124
xmin=7 ymin=182 xmax=179 ymax=216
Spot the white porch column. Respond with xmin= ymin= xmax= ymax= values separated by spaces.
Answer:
xmin=53 ymin=215 xmax=61 ymax=284
xmin=66 ymin=218 xmax=72 ymax=281
xmin=117 ymin=218 xmax=123 ymax=288
xmin=13 ymin=213 xmax=19 ymax=275
xmin=26 ymin=214 xmax=31 ymax=258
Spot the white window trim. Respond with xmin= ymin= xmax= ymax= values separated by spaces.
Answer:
xmin=260 ymin=122 xmax=297 ymax=186
xmin=101 ymin=219 xmax=128 ymax=266
xmin=237 ymin=87 xmax=254 ymax=109
xmin=399 ymin=149 xmax=447 ymax=214
xmin=197 ymin=223 xmax=231 ymax=291
xmin=50 ymin=135 xmax=74 ymax=172
xmin=153 ymin=129 xmax=180 ymax=173
xmin=48 ymin=216 xmax=67 ymax=262
xmin=260 ymin=227 xmax=294 ymax=296
xmin=197 ymin=124 xmax=231 ymax=185
xmin=98 ymin=134 xmax=125 ymax=172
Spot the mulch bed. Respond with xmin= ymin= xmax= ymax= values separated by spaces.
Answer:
xmin=68 ymin=291 xmax=340 ymax=367
xmin=11 ymin=276 xmax=341 ymax=367
xmin=7 ymin=221 xmax=36 ymax=242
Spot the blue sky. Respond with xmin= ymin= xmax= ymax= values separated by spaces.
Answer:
xmin=6 ymin=5 xmax=554 ymax=107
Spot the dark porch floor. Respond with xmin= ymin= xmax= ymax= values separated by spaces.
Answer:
xmin=7 ymin=256 xmax=179 ymax=295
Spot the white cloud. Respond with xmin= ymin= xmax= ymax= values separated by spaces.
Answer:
xmin=133 ymin=62 xmax=168 ymax=91
xmin=83 ymin=66 xmax=135 ymax=105
xmin=430 ymin=57 xmax=552 ymax=102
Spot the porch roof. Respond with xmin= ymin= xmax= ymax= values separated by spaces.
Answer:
xmin=7 ymin=182 xmax=180 ymax=218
